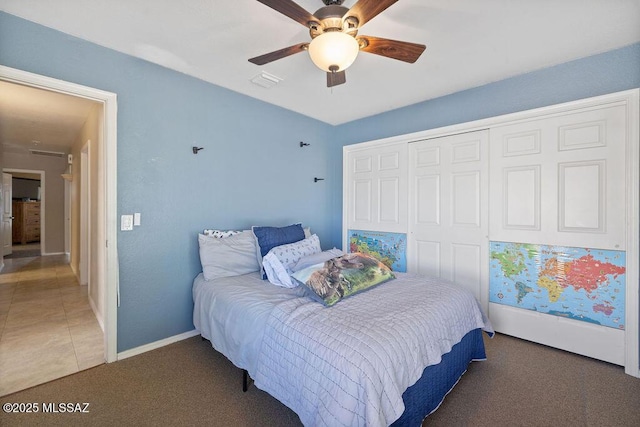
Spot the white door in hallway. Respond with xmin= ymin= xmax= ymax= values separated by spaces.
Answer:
xmin=2 ymin=172 xmax=13 ymax=256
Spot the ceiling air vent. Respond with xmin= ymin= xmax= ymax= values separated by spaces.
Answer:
xmin=29 ymin=149 xmax=66 ymax=158
xmin=250 ymin=71 xmax=282 ymax=89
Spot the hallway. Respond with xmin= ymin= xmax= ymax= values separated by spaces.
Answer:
xmin=0 ymin=254 xmax=103 ymax=396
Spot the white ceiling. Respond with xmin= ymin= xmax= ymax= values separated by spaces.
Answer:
xmin=0 ymin=81 xmax=99 ymax=154
xmin=0 ymin=0 xmax=639 ymax=129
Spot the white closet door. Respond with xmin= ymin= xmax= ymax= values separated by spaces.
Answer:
xmin=344 ymin=141 xmax=407 ymax=236
xmin=490 ymin=105 xmax=627 ymax=248
xmin=408 ymin=130 xmax=489 ymax=312
xmin=488 ymin=104 xmax=628 ymax=365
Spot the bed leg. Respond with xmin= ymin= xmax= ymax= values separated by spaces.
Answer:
xmin=242 ymin=369 xmax=252 ymax=392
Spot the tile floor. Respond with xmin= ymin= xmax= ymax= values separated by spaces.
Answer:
xmin=0 ymin=250 xmax=104 ymax=396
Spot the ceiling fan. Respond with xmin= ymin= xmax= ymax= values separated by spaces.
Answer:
xmin=249 ymin=0 xmax=426 ymax=87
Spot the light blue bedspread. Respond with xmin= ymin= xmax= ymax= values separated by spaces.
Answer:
xmin=193 ymin=271 xmax=492 ymax=426
xmin=253 ymin=273 xmax=493 ymax=426
xmin=193 ymin=272 xmax=305 ymax=374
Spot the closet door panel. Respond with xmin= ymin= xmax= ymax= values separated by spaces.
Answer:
xmin=490 ymin=104 xmax=626 ymax=249
xmin=409 ymin=130 xmax=489 ymax=313
xmin=415 ymin=240 xmax=441 ymax=277
xmin=352 ymin=180 xmax=372 ymax=223
xmin=558 ymin=160 xmax=605 ymax=232
xmin=378 ymin=177 xmax=400 ymax=224
xmin=451 ymin=171 xmax=481 ymax=227
xmin=451 ymin=243 xmax=483 ymax=302
xmin=415 ymin=175 xmax=440 ymax=225
xmin=503 ymin=166 xmax=541 ymax=230
xmin=344 ymin=142 xmax=407 ymax=234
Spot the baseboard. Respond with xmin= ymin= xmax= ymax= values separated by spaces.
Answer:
xmin=116 ymin=329 xmax=201 ymax=361
xmin=70 ymin=262 xmax=79 ymax=282
xmin=42 ymin=251 xmax=66 ymax=256
xmin=88 ymin=295 xmax=105 ymax=332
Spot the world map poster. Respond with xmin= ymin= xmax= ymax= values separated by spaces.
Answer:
xmin=489 ymin=241 xmax=626 ymax=329
xmin=348 ymin=230 xmax=407 ymax=272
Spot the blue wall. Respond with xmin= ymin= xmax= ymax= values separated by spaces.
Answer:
xmin=2 ymin=11 xmax=638 ymax=352
xmin=0 ymin=12 xmax=335 ymax=351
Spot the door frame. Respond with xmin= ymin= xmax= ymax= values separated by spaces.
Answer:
xmin=80 ymin=143 xmax=90 ymax=286
xmin=64 ymin=178 xmax=70 ymax=256
xmin=0 ymin=65 xmax=119 ymax=363
xmin=2 ymin=172 xmax=13 ymax=257
xmin=3 ymin=169 xmax=45 ymax=255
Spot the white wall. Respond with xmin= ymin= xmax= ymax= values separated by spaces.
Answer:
xmin=70 ymin=103 xmax=103 ymax=324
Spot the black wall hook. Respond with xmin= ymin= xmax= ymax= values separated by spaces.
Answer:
xmin=192 ymin=146 xmax=204 ymax=154
xmin=314 ymin=177 xmax=324 ymax=183
xmin=300 ymin=141 xmax=310 ymax=147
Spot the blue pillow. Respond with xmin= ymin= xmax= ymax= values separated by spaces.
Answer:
xmin=252 ymin=223 xmax=306 ymax=279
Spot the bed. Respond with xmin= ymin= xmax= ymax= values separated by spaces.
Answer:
xmin=193 ymin=268 xmax=493 ymax=426
xmin=194 ymin=225 xmax=493 ymax=425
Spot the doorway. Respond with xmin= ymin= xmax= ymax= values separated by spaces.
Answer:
xmin=0 ymin=65 xmax=118 ymax=366
xmin=3 ymin=170 xmax=45 ymax=259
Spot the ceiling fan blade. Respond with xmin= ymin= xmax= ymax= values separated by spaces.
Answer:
xmin=248 ymin=42 xmax=309 ymax=65
xmin=346 ymin=0 xmax=399 ymax=27
xmin=357 ymin=36 xmax=426 ymax=63
xmin=327 ymin=70 xmax=346 ymax=87
xmin=256 ymin=0 xmax=318 ymax=27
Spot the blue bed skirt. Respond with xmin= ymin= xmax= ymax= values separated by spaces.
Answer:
xmin=391 ymin=328 xmax=486 ymax=426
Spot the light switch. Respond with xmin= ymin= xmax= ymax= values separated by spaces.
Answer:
xmin=134 ymin=212 xmax=141 ymax=226
xmin=121 ymin=214 xmax=133 ymax=231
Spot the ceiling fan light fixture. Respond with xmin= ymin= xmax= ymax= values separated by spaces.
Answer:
xmin=308 ymin=31 xmax=359 ymax=72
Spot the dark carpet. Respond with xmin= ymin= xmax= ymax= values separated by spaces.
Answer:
xmin=1 ymin=333 xmax=639 ymax=426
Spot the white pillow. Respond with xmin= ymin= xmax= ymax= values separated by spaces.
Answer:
xmin=262 ymin=234 xmax=322 ymax=288
xmin=198 ymin=231 xmax=259 ymax=281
